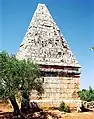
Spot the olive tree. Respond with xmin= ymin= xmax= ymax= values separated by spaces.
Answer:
xmin=0 ymin=51 xmax=44 ymax=115
xmin=17 ymin=59 xmax=44 ymax=113
xmin=0 ymin=51 xmax=21 ymax=115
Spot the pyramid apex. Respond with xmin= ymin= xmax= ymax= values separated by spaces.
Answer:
xmin=38 ymin=3 xmax=46 ymax=6
xmin=37 ymin=3 xmax=48 ymax=10
xmin=37 ymin=3 xmax=46 ymax=8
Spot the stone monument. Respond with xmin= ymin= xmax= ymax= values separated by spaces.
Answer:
xmin=17 ymin=3 xmax=81 ymax=107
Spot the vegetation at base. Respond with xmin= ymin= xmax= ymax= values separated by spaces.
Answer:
xmin=59 ymin=101 xmax=71 ymax=113
xmin=78 ymin=86 xmax=94 ymax=102
xmin=0 ymin=51 xmax=44 ymax=118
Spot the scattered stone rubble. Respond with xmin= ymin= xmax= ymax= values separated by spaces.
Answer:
xmin=82 ymin=101 xmax=94 ymax=109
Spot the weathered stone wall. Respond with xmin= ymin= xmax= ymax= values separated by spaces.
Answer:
xmin=42 ymin=77 xmax=80 ymax=100
xmin=30 ymin=76 xmax=80 ymax=107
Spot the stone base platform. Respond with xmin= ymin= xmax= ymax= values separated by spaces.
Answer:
xmin=30 ymin=99 xmax=81 ymax=108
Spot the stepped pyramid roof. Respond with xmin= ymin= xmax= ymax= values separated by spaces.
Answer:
xmin=17 ymin=3 xmax=80 ymax=67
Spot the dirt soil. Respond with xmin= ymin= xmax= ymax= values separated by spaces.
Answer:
xmin=0 ymin=103 xmax=94 ymax=119
xmin=61 ymin=112 xmax=94 ymax=119
xmin=47 ymin=109 xmax=94 ymax=119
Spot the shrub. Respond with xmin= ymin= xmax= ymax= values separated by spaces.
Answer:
xmin=59 ymin=101 xmax=71 ymax=113
xmin=78 ymin=86 xmax=94 ymax=102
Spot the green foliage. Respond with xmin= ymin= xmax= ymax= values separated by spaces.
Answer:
xmin=0 ymin=51 xmax=44 ymax=114
xmin=89 ymin=47 xmax=94 ymax=51
xmin=78 ymin=86 xmax=94 ymax=102
xmin=17 ymin=59 xmax=44 ymax=95
xmin=0 ymin=51 xmax=43 ymax=99
xmin=0 ymin=51 xmax=20 ymax=99
xmin=59 ymin=101 xmax=71 ymax=113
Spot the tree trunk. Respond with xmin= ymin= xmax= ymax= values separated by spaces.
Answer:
xmin=9 ymin=95 xmax=20 ymax=115
xmin=9 ymin=95 xmax=26 ymax=119
xmin=21 ymin=91 xmax=30 ymax=113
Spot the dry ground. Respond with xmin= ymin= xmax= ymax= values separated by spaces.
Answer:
xmin=47 ymin=109 xmax=94 ymax=119
xmin=60 ymin=112 xmax=94 ymax=119
xmin=0 ymin=103 xmax=94 ymax=119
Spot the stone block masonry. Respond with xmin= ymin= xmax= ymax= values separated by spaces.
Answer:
xmin=17 ymin=3 xmax=81 ymax=107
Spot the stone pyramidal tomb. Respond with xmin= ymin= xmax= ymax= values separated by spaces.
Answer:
xmin=17 ymin=3 xmax=81 ymax=106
